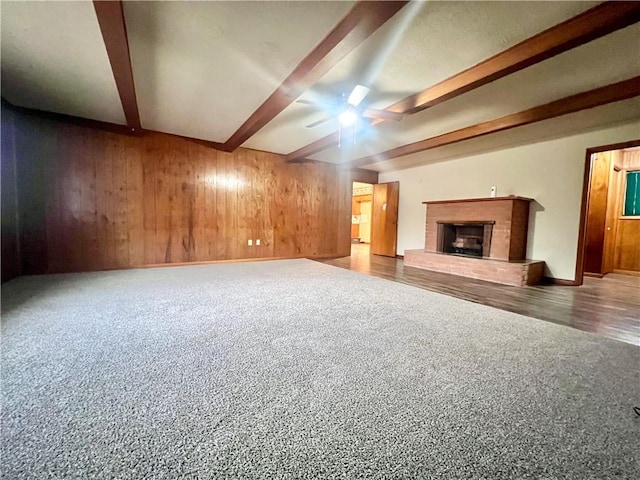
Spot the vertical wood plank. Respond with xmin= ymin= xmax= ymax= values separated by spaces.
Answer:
xmin=125 ymin=134 xmax=145 ymax=266
xmin=111 ymin=133 xmax=129 ymax=268
xmin=225 ymin=151 xmax=239 ymax=259
xmin=215 ymin=150 xmax=227 ymax=260
xmin=80 ymin=128 xmax=100 ymax=271
xmin=237 ymin=148 xmax=251 ymax=259
xmin=142 ymin=134 xmax=157 ymax=265
xmin=203 ymin=146 xmax=218 ymax=260
xmin=191 ymin=141 xmax=206 ymax=261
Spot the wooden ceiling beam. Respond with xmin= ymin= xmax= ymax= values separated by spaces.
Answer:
xmin=219 ymin=1 xmax=409 ymax=153
xmin=343 ymin=76 xmax=640 ymax=169
xmin=93 ymin=0 xmax=142 ymax=133
xmin=287 ymin=1 xmax=640 ymax=162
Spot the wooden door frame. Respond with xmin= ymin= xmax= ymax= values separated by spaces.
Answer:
xmin=574 ymin=139 xmax=640 ymax=285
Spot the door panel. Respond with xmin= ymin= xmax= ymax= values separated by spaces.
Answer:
xmin=359 ymin=201 xmax=372 ymax=243
xmin=602 ymin=167 xmax=622 ymax=274
xmin=584 ymin=152 xmax=611 ymax=274
xmin=371 ymin=182 xmax=399 ymax=257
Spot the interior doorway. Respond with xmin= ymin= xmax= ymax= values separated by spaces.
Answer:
xmin=580 ymin=141 xmax=640 ymax=281
xmin=350 ymin=180 xmax=399 ymax=258
xmin=351 ymin=182 xmax=373 ymax=255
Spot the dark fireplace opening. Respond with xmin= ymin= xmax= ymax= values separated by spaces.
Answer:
xmin=437 ymin=221 xmax=494 ymax=258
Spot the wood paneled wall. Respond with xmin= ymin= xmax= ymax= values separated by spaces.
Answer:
xmin=615 ymin=149 xmax=640 ymax=272
xmin=622 ymin=149 xmax=640 ymax=170
xmin=8 ymin=109 xmax=353 ymax=275
xmin=1 ymin=108 xmax=21 ymax=281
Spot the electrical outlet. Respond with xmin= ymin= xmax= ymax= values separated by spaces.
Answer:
xmin=248 ymin=239 xmax=253 ymax=246
xmin=490 ymin=186 xmax=497 ymax=197
xmin=256 ymin=239 xmax=261 ymax=246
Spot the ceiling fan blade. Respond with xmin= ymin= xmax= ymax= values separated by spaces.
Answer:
xmin=306 ymin=116 xmax=334 ymax=128
xmin=296 ymin=99 xmax=318 ymax=106
xmin=347 ymin=85 xmax=371 ymax=107
xmin=362 ymin=108 xmax=404 ymax=122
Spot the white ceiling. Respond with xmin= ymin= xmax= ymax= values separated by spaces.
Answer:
xmin=1 ymin=1 xmax=638 ymax=171
xmin=366 ymin=100 xmax=640 ymax=172
xmin=310 ymin=22 xmax=640 ymax=164
xmin=1 ymin=1 xmax=126 ymax=124
xmin=123 ymin=1 xmax=354 ymax=141
xmin=246 ymin=0 xmax=601 ymax=154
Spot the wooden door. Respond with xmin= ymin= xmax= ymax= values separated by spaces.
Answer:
xmin=602 ymin=166 xmax=622 ymax=274
xmin=371 ymin=182 xmax=399 ymax=257
xmin=584 ymin=152 xmax=611 ymax=274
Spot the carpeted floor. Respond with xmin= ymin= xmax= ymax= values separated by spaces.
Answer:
xmin=1 ymin=259 xmax=639 ymax=479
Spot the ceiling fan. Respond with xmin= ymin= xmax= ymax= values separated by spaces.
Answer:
xmin=297 ymin=85 xmax=404 ymax=131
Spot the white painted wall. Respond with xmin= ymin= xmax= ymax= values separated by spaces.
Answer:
xmin=379 ymin=120 xmax=640 ymax=281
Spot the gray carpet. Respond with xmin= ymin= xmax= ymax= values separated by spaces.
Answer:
xmin=1 ymin=259 xmax=638 ymax=479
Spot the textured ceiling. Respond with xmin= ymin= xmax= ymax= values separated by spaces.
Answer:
xmin=365 ymin=100 xmax=640 ymax=172
xmin=309 ymin=23 xmax=640 ymax=164
xmin=245 ymin=0 xmax=601 ymax=154
xmin=1 ymin=1 xmax=125 ymax=124
xmin=123 ymin=1 xmax=354 ymax=141
xmin=1 ymin=1 xmax=638 ymax=172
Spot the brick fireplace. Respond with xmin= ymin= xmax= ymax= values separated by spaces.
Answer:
xmin=404 ymin=196 xmax=544 ymax=286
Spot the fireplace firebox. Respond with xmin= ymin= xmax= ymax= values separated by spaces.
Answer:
xmin=436 ymin=221 xmax=494 ymax=258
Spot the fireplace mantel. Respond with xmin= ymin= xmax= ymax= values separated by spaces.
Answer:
xmin=422 ymin=196 xmax=534 ymax=205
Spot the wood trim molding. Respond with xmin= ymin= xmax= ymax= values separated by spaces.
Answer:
xmin=423 ymin=196 xmax=534 ymax=205
xmin=346 ymin=76 xmax=640 ymax=169
xmin=286 ymin=2 xmax=640 ymax=162
xmin=350 ymin=167 xmax=379 ymax=184
xmin=583 ymin=272 xmax=605 ymax=278
xmin=574 ymin=138 xmax=640 ymax=286
xmin=220 ymin=1 xmax=408 ymax=152
xmin=93 ymin=0 xmax=142 ymax=132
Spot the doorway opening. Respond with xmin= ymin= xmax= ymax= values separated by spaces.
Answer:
xmin=351 ymin=182 xmax=373 ymax=256
xmin=578 ymin=140 xmax=640 ymax=283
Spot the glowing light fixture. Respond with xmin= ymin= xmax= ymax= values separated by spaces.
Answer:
xmin=339 ymin=108 xmax=358 ymax=127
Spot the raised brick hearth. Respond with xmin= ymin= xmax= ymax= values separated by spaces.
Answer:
xmin=404 ymin=196 xmax=544 ymax=286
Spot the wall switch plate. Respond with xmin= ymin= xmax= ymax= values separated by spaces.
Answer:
xmin=256 ymin=239 xmax=261 ymax=246
xmin=248 ymin=239 xmax=253 ymax=246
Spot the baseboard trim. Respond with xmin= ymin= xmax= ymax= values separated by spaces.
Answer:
xmin=584 ymin=272 xmax=605 ymax=278
xmin=138 ymin=253 xmax=342 ymax=270
xmin=613 ymin=269 xmax=640 ymax=277
xmin=29 ymin=254 xmax=346 ymax=276
xmin=542 ymin=276 xmax=578 ymax=286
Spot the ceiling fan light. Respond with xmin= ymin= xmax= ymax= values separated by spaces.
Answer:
xmin=339 ymin=109 xmax=358 ymax=127
xmin=347 ymin=85 xmax=371 ymax=106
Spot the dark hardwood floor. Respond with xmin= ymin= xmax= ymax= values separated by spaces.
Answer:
xmin=317 ymin=244 xmax=640 ymax=346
